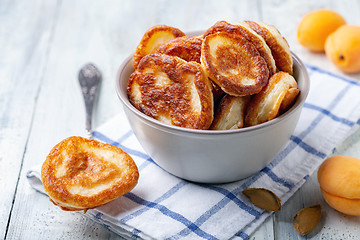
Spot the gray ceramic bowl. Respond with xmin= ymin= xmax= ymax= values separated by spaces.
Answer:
xmin=116 ymin=52 xmax=309 ymax=183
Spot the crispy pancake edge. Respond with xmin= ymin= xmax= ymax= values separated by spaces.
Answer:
xmin=201 ymin=31 xmax=269 ymax=96
xmin=133 ymin=25 xmax=185 ymax=69
xmin=41 ymin=136 xmax=139 ymax=211
xmin=244 ymin=21 xmax=293 ymax=75
xmin=210 ymin=94 xmax=250 ymax=130
xmin=245 ymin=71 xmax=299 ymax=126
xmin=128 ymin=53 xmax=214 ymax=129
xmin=204 ymin=21 xmax=276 ymax=75
xmin=155 ymin=36 xmax=203 ymax=63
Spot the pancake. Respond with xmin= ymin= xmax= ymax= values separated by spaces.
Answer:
xmin=244 ymin=21 xmax=293 ymax=75
xmin=201 ymin=31 xmax=269 ymax=96
xmin=155 ymin=36 xmax=203 ymax=63
xmin=128 ymin=53 xmax=214 ymax=129
xmin=204 ymin=21 xmax=276 ymax=75
xmin=155 ymin=36 xmax=223 ymax=102
xmin=245 ymin=71 xmax=299 ymax=126
xmin=131 ymin=28 xmax=217 ymax=127
xmin=211 ymin=81 xmax=225 ymax=103
xmin=41 ymin=136 xmax=139 ymax=211
xmin=133 ymin=25 xmax=185 ymax=69
xmin=210 ymin=94 xmax=250 ymax=130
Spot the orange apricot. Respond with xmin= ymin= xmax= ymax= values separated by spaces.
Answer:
xmin=297 ymin=9 xmax=346 ymax=52
xmin=325 ymin=25 xmax=360 ymax=73
xmin=318 ymin=156 xmax=360 ymax=216
xmin=320 ymin=190 xmax=360 ymax=216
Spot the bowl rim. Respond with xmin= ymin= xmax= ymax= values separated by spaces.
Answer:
xmin=116 ymin=48 xmax=310 ymax=136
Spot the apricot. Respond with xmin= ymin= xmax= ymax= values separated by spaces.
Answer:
xmin=297 ymin=9 xmax=346 ymax=52
xmin=325 ymin=25 xmax=360 ymax=73
xmin=318 ymin=156 xmax=360 ymax=216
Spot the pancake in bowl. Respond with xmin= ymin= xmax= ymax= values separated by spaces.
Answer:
xmin=133 ymin=25 xmax=185 ymax=69
xmin=210 ymin=94 xmax=250 ymax=130
xmin=245 ymin=71 xmax=299 ymax=127
xmin=155 ymin=36 xmax=203 ymax=63
xmin=204 ymin=21 xmax=276 ymax=75
xmin=244 ymin=21 xmax=293 ymax=75
xmin=201 ymin=31 xmax=269 ymax=96
xmin=128 ymin=53 xmax=214 ymax=129
xmin=41 ymin=136 xmax=139 ymax=211
xmin=155 ymin=35 xmax=224 ymax=102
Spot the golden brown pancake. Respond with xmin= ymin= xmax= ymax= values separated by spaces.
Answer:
xmin=204 ymin=21 xmax=276 ymax=75
xmin=201 ymin=31 xmax=269 ymax=96
xmin=155 ymin=36 xmax=203 ymax=63
xmin=41 ymin=136 xmax=139 ymax=211
xmin=244 ymin=21 xmax=293 ymax=75
xmin=211 ymin=81 xmax=225 ymax=103
xmin=128 ymin=53 xmax=214 ymax=129
xmin=210 ymin=94 xmax=250 ymax=130
xmin=245 ymin=71 xmax=299 ymax=126
xmin=155 ymin=36 xmax=223 ymax=102
xmin=133 ymin=25 xmax=185 ymax=69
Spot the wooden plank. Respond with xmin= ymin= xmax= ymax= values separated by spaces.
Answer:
xmin=248 ymin=216 xmax=275 ymax=240
xmin=0 ymin=0 xmax=60 ymax=238
xmin=153 ymin=0 xmax=263 ymax=31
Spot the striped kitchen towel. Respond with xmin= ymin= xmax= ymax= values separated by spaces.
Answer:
xmin=27 ymin=65 xmax=360 ymax=240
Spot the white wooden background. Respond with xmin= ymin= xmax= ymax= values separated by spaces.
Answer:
xmin=1 ymin=0 xmax=360 ymax=239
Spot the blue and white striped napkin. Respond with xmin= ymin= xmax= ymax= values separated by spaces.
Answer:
xmin=27 ymin=65 xmax=360 ymax=240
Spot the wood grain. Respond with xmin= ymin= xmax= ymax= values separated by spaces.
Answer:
xmin=0 ymin=0 xmax=60 ymax=238
xmin=2 ymin=0 xmax=360 ymax=239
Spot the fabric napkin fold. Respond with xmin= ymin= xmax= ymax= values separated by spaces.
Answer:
xmin=27 ymin=65 xmax=360 ymax=240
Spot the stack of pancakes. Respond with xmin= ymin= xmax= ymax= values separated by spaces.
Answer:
xmin=128 ymin=21 xmax=300 ymax=130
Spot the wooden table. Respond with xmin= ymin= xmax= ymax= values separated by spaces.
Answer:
xmin=2 ymin=0 xmax=360 ymax=239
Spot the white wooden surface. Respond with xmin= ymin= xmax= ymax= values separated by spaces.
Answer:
xmin=1 ymin=0 xmax=360 ymax=239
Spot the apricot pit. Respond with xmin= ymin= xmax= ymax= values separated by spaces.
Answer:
xmin=293 ymin=204 xmax=322 ymax=236
xmin=242 ymin=188 xmax=281 ymax=211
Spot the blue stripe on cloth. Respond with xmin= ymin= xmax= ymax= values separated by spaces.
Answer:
xmin=137 ymin=158 xmax=153 ymax=171
xmin=124 ymin=192 xmax=219 ymax=240
xmin=200 ymin=185 xmax=261 ymax=217
xmin=93 ymin=131 xmax=151 ymax=161
xmin=303 ymin=103 xmax=355 ymax=127
xmin=261 ymin=167 xmax=294 ymax=189
xmin=121 ymin=181 xmax=189 ymax=223
xmin=298 ymin=84 xmax=351 ymax=140
xmin=103 ymin=223 xmax=111 ymax=230
xmin=306 ymin=64 xmax=360 ymax=87
xmin=289 ymin=135 xmax=327 ymax=158
xmin=166 ymin=196 xmax=245 ymax=240
xmin=95 ymin=212 xmax=103 ymax=220
xmin=131 ymin=229 xmax=141 ymax=239
xmin=117 ymin=130 xmax=134 ymax=143
xmin=166 ymin=183 xmax=265 ymax=239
